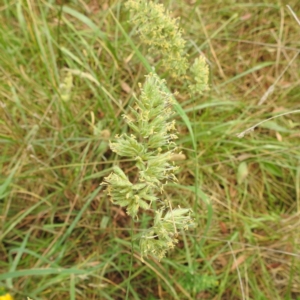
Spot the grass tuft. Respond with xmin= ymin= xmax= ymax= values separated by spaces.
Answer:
xmin=0 ymin=1 xmax=299 ymax=299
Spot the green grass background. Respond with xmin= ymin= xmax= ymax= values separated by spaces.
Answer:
xmin=0 ymin=0 xmax=300 ymax=299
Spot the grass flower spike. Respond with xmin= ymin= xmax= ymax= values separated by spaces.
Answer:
xmin=189 ymin=55 xmax=210 ymax=95
xmin=125 ymin=0 xmax=188 ymax=77
xmin=102 ymin=73 xmax=195 ymax=260
xmin=126 ymin=0 xmax=210 ymax=89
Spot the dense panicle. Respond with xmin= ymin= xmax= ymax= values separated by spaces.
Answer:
xmin=101 ymin=73 xmax=195 ymax=260
xmin=125 ymin=0 xmax=188 ymax=77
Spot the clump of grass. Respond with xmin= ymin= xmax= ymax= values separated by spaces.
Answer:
xmin=1 ymin=0 xmax=300 ymax=299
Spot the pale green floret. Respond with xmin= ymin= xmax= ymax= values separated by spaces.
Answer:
xmin=59 ymin=71 xmax=73 ymax=101
xmin=109 ymin=134 xmax=145 ymax=158
xmin=125 ymin=0 xmax=188 ymax=77
xmin=101 ymin=167 xmax=158 ymax=219
xmin=189 ymin=56 xmax=210 ymax=95
xmin=147 ymin=132 xmax=170 ymax=149
xmin=140 ymin=208 xmax=195 ymax=261
xmin=139 ymin=153 xmax=178 ymax=186
xmin=140 ymin=233 xmax=172 ymax=262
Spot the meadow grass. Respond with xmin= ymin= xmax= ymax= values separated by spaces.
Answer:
xmin=0 ymin=0 xmax=300 ymax=299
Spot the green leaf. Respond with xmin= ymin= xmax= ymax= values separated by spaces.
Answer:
xmin=261 ymin=120 xmax=291 ymax=133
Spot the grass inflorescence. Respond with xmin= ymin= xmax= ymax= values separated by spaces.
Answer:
xmin=102 ymin=72 xmax=196 ymax=261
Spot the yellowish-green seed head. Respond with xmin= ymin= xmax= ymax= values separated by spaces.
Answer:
xmin=189 ymin=55 xmax=210 ymax=95
xmin=126 ymin=0 xmax=188 ymax=77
